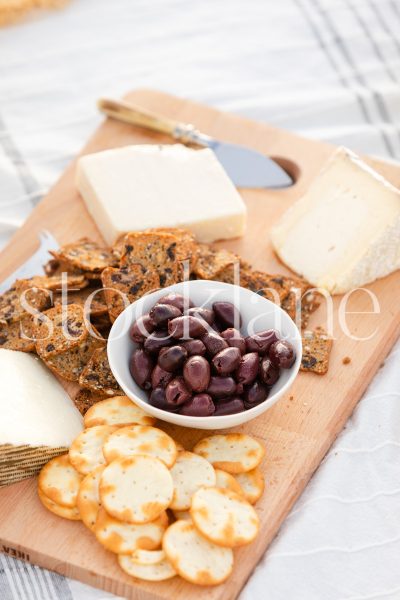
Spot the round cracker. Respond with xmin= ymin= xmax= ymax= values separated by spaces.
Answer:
xmin=76 ymin=465 xmax=105 ymax=531
xmin=84 ymin=395 xmax=155 ymax=428
xmin=190 ymin=487 xmax=259 ymax=547
xmin=94 ymin=507 xmax=168 ymax=554
xmin=118 ymin=553 xmax=176 ymax=581
xmin=234 ymin=468 xmax=265 ymax=504
xmin=130 ymin=549 xmax=166 ymax=565
xmin=103 ymin=425 xmax=177 ymax=468
xmin=38 ymin=487 xmax=81 ymax=521
xmin=214 ymin=469 xmax=244 ymax=496
xmin=100 ymin=455 xmax=173 ymax=524
xmin=163 ymin=520 xmax=233 ymax=586
xmin=193 ymin=434 xmax=264 ymax=474
xmin=169 ymin=451 xmax=216 ymax=511
xmin=69 ymin=425 xmax=118 ymax=475
xmin=38 ymin=453 xmax=83 ymax=508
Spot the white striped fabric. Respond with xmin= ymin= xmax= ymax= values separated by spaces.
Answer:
xmin=0 ymin=0 xmax=400 ymax=598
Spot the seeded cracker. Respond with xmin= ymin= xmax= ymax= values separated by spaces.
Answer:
xmin=301 ymin=328 xmax=333 ymax=374
xmin=119 ymin=232 xmax=179 ymax=287
xmin=101 ymin=264 xmax=160 ymax=322
xmin=145 ymin=227 xmax=198 ymax=278
xmin=193 ymin=244 xmax=238 ymax=280
xmin=73 ymin=388 xmax=107 ymax=415
xmin=53 ymin=287 xmax=108 ymax=317
xmin=0 ymin=286 xmax=50 ymax=324
xmin=54 ymin=238 xmax=117 ymax=273
xmin=0 ymin=318 xmax=36 ymax=352
xmin=78 ymin=346 xmax=121 ymax=395
xmin=16 ymin=273 xmax=88 ymax=292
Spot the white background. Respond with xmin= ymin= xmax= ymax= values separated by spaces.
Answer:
xmin=1 ymin=1 xmax=400 ymax=599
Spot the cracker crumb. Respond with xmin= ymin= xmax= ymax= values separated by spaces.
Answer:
xmin=342 ymin=356 xmax=351 ymax=365
xmin=289 ymin=395 xmax=294 ymax=401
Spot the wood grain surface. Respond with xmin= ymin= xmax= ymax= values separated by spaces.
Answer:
xmin=0 ymin=89 xmax=399 ymax=600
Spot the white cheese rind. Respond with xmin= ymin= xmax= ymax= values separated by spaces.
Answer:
xmin=271 ymin=147 xmax=400 ymax=294
xmin=76 ymin=144 xmax=247 ymax=244
xmin=0 ymin=350 xmax=83 ymax=447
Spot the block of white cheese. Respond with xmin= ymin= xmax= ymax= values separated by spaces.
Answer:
xmin=271 ymin=147 xmax=400 ymax=294
xmin=0 ymin=350 xmax=83 ymax=487
xmin=76 ymin=144 xmax=247 ymax=245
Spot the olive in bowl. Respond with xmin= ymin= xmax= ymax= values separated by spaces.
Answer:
xmin=107 ymin=280 xmax=301 ymax=430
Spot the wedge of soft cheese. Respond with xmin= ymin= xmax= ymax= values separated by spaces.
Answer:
xmin=271 ymin=147 xmax=400 ymax=294
xmin=76 ymin=144 xmax=247 ymax=244
xmin=0 ymin=349 xmax=83 ymax=487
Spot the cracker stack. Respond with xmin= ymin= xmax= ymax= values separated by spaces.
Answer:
xmin=38 ymin=395 xmax=266 ymax=586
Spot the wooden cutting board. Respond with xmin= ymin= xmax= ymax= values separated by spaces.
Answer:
xmin=1 ymin=89 xmax=400 ymax=600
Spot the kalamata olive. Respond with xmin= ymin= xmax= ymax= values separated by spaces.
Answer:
xmin=165 ymin=376 xmax=192 ymax=407
xmin=168 ymin=316 xmax=207 ymax=339
xmin=151 ymin=364 xmax=174 ymax=388
xmin=207 ymin=376 xmax=237 ymax=399
xmin=182 ymin=338 xmax=206 ymax=357
xmin=149 ymin=387 xmax=174 ymax=410
xmin=149 ymin=303 xmax=182 ymax=326
xmin=220 ymin=328 xmax=246 ymax=354
xmin=179 ymin=393 xmax=215 ymax=416
xmin=130 ymin=348 xmax=153 ymax=390
xmin=201 ymin=331 xmax=228 ymax=356
xmin=260 ymin=356 xmax=280 ymax=386
xmin=212 ymin=347 xmax=241 ymax=376
xmin=186 ymin=307 xmax=215 ymax=325
xmin=236 ymin=352 xmax=259 ymax=385
xmin=144 ymin=330 xmax=173 ymax=354
xmin=157 ymin=292 xmax=194 ymax=312
xmin=130 ymin=314 xmax=155 ymax=343
xmin=269 ymin=340 xmax=296 ymax=368
xmin=158 ymin=345 xmax=188 ymax=372
xmin=183 ymin=355 xmax=210 ymax=392
xmin=213 ymin=301 xmax=242 ymax=328
xmin=214 ymin=397 xmax=245 ymax=415
xmin=245 ymin=329 xmax=280 ymax=354
xmin=243 ymin=381 xmax=269 ymax=408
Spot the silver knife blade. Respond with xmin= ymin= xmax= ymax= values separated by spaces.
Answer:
xmin=0 ymin=230 xmax=59 ymax=294
xmin=187 ymin=132 xmax=293 ymax=189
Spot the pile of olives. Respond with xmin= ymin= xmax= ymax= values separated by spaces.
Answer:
xmin=129 ymin=293 xmax=296 ymax=417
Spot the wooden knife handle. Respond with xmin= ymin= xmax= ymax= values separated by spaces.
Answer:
xmin=97 ymin=98 xmax=179 ymax=138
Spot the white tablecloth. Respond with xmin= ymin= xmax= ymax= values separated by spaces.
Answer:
xmin=1 ymin=1 xmax=400 ymax=598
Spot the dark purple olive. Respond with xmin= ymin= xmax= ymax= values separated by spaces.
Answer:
xmin=243 ymin=381 xmax=269 ymax=408
xmin=151 ymin=364 xmax=174 ymax=388
xmin=183 ymin=355 xmax=210 ymax=392
xmin=269 ymin=340 xmax=296 ymax=368
xmin=207 ymin=376 xmax=237 ymax=399
xmin=144 ymin=330 xmax=173 ymax=354
xmin=149 ymin=303 xmax=182 ymax=326
xmin=130 ymin=314 xmax=155 ymax=343
xmin=201 ymin=331 xmax=228 ymax=356
xmin=260 ymin=356 xmax=280 ymax=386
xmin=182 ymin=338 xmax=206 ymax=357
xmin=149 ymin=387 xmax=175 ymax=410
xmin=213 ymin=301 xmax=242 ymax=329
xmin=168 ymin=316 xmax=207 ymax=339
xmin=245 ymin=329 xmax=280 ymax=354
xmin=236 ymin=352 xmax=259 ymax=385
xmin=187 ymin=307 xmax=215 ymax=325
xmin=220 ymin=328 xmax=246 ymax=354
xmin=157 ymin=292 xmax=194 ymax=312
xmin=214 ymin=397 xmax=245 ymax=415
xmin=212 ymin=347 xmax=241 ymax=376
xmin=158 ymin=345 xmax=188 ymax=372
xmin=179 ymin=393 xmax=215 ymax=416
xmin=165 ymin=376 xmax=192 ymax=407
xmin=129 ymin=348 xmax=153 ymax=390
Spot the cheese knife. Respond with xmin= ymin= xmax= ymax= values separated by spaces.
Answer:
xmin=0 ymin=230 xmax=59 ymax=294
xmin=97 ymin=98 xmax=293 ymax=189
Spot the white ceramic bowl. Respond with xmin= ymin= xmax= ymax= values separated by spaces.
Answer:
xmin=107 ymin=280 xmax=302 ymax=430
